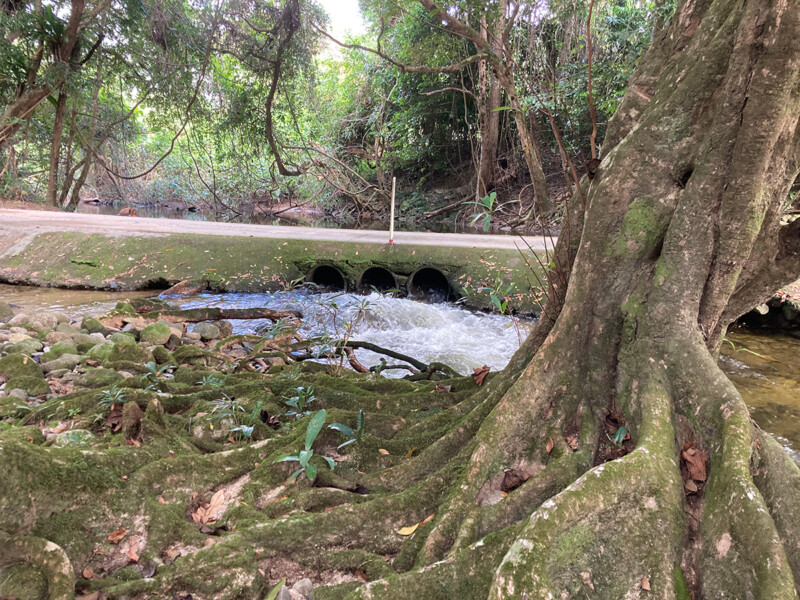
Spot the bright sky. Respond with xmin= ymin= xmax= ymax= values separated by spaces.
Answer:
xmin=317 ymin=0 xmax=367 ymax=39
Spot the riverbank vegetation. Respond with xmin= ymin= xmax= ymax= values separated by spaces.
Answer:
xmin=0 ymin=0 xmax=680 ymax=229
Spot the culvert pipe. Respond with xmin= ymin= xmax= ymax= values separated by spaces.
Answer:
xmin=307 ymin=265 xmax=346 ymax=291
xmin=408 ymin=267 xmax=452 ymax=302
xmin=359 ymin=267 xmax=397 ymax=293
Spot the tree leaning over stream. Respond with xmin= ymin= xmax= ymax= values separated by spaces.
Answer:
xmin=1 ymin=0 xmax=800 ymax=598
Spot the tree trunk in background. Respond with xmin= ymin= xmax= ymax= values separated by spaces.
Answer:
xmin=476 ymin=6 xmax=505 ymax=199
xmin=45 ymin=92 xmax=67 ymax=207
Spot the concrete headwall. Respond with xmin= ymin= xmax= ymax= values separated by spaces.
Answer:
xmin=0 ymin=228 xmax=547 ymax=314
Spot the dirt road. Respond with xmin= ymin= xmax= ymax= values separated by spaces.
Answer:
xmin=0 ymin=208 xmax=549 ymax=251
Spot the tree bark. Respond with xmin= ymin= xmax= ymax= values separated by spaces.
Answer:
xmin=45 ymin=92 xmax=67 ymax=207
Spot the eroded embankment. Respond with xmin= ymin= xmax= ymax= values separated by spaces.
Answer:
xmin=0 ymin=228 xmax=545 ymax=314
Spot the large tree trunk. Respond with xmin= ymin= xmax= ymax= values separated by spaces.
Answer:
xmin=45 ymin=92 xmax=67 ymax=207
xmin=363 ymin=0 xmax=800 ymax=596
xmin=476 ymin=6 xmax=505 ymax=199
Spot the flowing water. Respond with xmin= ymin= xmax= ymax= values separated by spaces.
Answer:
xmin=2 ymin=283 xmax=798 ymax=461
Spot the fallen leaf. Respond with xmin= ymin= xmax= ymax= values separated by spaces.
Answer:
xmin=158 ymin=496 xmax=167 ymax=504
xmin=684 ymin=479 xmax=698 ymax=493
xmin=405 ymin=447 xmax=417 ymax=457
xmin=355 ymin=569 xmax=368 ymax=582
xmin=471 ymin=365 xmax=490 ymax=387
xmin=106 ymin=404 xmax=123 ymax=432
xmin=107 ymin=528 xmax=127 ymax=544
xmin=546 ymin=437 xmax=554 ymax=454
xmin=82 ymin=566 xmax=98 ymax=580
xmin=378 ymin=448 xmax=390 ymax=455
xmin=566 ymin=435 xmax=579 ymax=451
xmin=127 ymin=546 xmax=139 ymax=563
xmin=435 ymin=384 xmax=452 ymax=393
xmin=397 ymin=523 xmax=420 ymax=536
xmin=682 ymin=448 xmax=708 ymax=482
xmin=641 ymin=576 xmax=651 ymax=591
xmin=581 ymin=571 xmax=595 ymax=590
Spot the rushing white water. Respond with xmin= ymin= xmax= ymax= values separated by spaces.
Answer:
xmin=177 ymin=291 xmax=533 ymax=376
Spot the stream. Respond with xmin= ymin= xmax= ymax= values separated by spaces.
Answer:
xmin=1 ymin=283 xmax=798 ymax=463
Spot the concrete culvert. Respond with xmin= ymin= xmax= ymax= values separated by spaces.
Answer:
xmin=359 ymin=267 xmax=397 ymax=293
xmin=308 ymin=265 xmax=346 ymax=291
xmin=408 ymin=267 xmax=452 ymax=303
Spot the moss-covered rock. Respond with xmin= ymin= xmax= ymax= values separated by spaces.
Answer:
xmin=141 ymin=322 xmax=172 ymax=345
xmin=192 ymin=322 xmax=222 ymax=341
xmin=41 ymin=341 xmax=78 ymax=362
xmin=4 ymin=376 xmax=50 ymax=396
xmin=77 ymin=341 xmax=98 ymax=354
xmin=152 ymin=345 xmax=172 ymax=365
xmin=109 ymin=343 xmax=152 ymax=364
xmin=0 ymin=563 xmax=48 ymax=600
xmin=0 ymin=353 xmax=44 ymax=379
xmin=85 ymin=340 xmax=114 ymax=361
xmin=74 ymin=368 xmax=124 ymax=388
xmin=0 ymin=425 xmax=45 ymax=445
xmin=81 ymin=316 xmax=107 ymax=334
xmin=109 ymin=332 xmax=137 ymax=345
xmin=10 ymin=338 xmax=43 ymax=355
xmin=41 ymin=353 xmax=82 ymax=374
xmin=51 ymin=429 xmax=96 ymax=447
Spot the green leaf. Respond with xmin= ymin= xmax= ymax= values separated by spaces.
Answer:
xmin=357 ymin=409 xmax=365 ymax=435
xmin=305 ymin=409 xmax=327 ymax=451
xmin=328 ymin=423 xmax=356 ymax=439
xmin=287 ymin=468 xmax=304 ymax=483
xmin=305 ymin=463 xmax=317 ymax=481
xmin=299 ymin=449 xmax=312 ymax=467
xmin=337 ymin=439 xmax=356 ymax=449
xmin=265 ymin=578 xmax=286 ymax=600
xmin=613 ymin=426 xmax=627 ymax=445
xmin=274 ymin=454 xmax=300 ymax=463
xmin=323 ymin=456 xmax=335 ymax=470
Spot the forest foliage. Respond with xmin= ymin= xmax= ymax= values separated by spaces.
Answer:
xmin=0 ymin=0 xmax=672 ymax=223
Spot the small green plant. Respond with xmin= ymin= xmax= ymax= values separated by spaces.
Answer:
xmin=67 ymin=407 xmax=82 ymax=419
xmin=97 ymin=385 xmax=126 ymax=410
xmin=141 ymin=361 xmax=172 ymax=389
xmin=283 ymin=386 xmax=315 ymax=418
xmin=479 ymin=276 xmax=517 ymax=315
xmin=722 ymin=337 xmax=766 ymax=359
xmin=469 ymin=192 xmax=498 ymax=232
xmin=328 ymin=409 xmax=365 ymax=449
xmin=609 ymin=426 xmax=627 ymax=447
xmin=197 ymin=373 xmax=225 ymax=388
xmin=275 ymin=409 xmax=334 ymax=482
xmin=209 ymin=392 xmax=253 ymax=442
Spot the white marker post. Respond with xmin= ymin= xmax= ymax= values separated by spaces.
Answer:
xmin=389 ymin=176 xmax=396 ymax=244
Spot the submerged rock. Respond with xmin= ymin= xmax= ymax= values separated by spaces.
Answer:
xmin=52 ymin=429 xmax=96 ymax=447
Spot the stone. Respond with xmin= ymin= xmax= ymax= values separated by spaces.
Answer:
xmin=292 ymin=578 xmax=314 ymax=599
xmin=186 ymin=332 xmax=202 ymax=341
xmin=52 ymin=429 xmax=96 ymax=447
xmin=85 ymin=340 xmax=114 ymax=361
xmin=41 ymin=341 xmax=79 ymax=362
xmin=0 ymin=563 xmax=48 ymax=599
xmin=8 ymin=332 xmax=33 ymax=344
xmin=44 ymin=331 xmax=73 ymax=345
xmin=4 ymin=376 xmax=50 ymax=396
xmin=6 ymin=388 xmax=28 ymax=401
xmin=8 ymin=326 xmax=28 ymax=334
xmin=81 ymin=316 xmax=107 ymax=334
xmin=55 ymin=322 xmax=79 ymax=335
xmin=152 ymin=345 xmax=172 ymax=365
xmin=89 ymin=332 xmax=106 ymax=342
xmin=192 ymin=322 xmax=221 ymax=341
xmin=109 ymin=332 xmax=137 ymax=345
xmin=165 ymin=334 xmax=183 ymax=350
xmin=109 ymin=343 xmax=152 ymax=364
xmin=41 ymin=353 xmax=82 ymax=373
xmin=12 ymin=338 xmax=43 ymax=354
xmin=140 ymin=322 xmax=172 ymax=345
xmin=0 ymin=424 xmax=45 ymax=445
xmin=77 ymin=341 xmax=99 ymax=354
xmin=0 ymin=353 xmax=44 ymax=379
xmin=72 ymin=332 xmax=95 ymax=345
xmin=288 ymin=590 xmax=305 ymax=600
xmin=277 ymin=586 xmax=292 ymax=600
xmin=217 ymin=321 xmax=234 ymax=338
xmin=0 ymin=300 xmax=14 ymax=323
xmin=74 ymin=368 xmax=123 ymax=388
xmin=9 ymin=311 xmax=59 ymax=330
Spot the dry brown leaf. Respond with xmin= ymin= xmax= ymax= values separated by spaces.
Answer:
xmin=158 ymin=496 xmax=167 ymax=504
xmin=546 ymin=437 xmax=555 ymax=454
xmin=682 ymin=448 xmax=708 ymax=482
xmin=378 ymin=448 xmax=390 ymax=455
xmin=684 ymin=479 xmax=698 ymax=493
xmin=82 ymin=566 xmax=98 ymax=580
xmin=126 ymin=546 xmax=139 ymax=563
xmin=566 ymin=435 xmax=579 ymax=451
xmin=405 ymin=447 xmax=417 ymax=457
xmin=471 ymin=365 xmax=491 ymax=387
xmin=51 ymin=423 xmax=69 ymax=434
xmin=106 ymin=404 xmax=123 ymax=432
xmin=420 ymin=514 xmax=436 ymax=525
xmin=107 ymin=528 xmax=127 ymax=544
xmin=641 ymin=576 xmax=651 ymax=591
xmin=355 ymin=569 xmax=369 ymax=582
